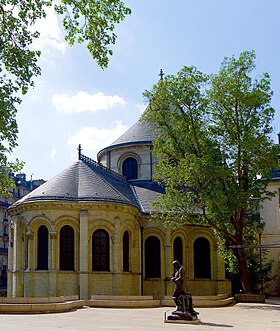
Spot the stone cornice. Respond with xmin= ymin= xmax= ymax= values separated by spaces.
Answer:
xmin=8 ymin=200 xmax=143 ymax=218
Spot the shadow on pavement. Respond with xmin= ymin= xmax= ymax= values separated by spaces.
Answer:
xmin=201 ymin=321 xmax=233 ymax=328
xmin=239 ymin=304 xmax=280 ymax=311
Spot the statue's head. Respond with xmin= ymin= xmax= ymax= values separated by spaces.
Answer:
xmin=173 ymin=260 xmax=181 ymax=269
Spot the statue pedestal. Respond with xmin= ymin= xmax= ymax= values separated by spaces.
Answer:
xmin=164 ymin=310 xmax=201 ymax=324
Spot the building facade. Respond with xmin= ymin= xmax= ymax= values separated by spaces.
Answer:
xmin=0 ymin=174 xmax=44 ymax=290
xmin=7 ymin=119 xmax=231 ymax=299
xmin=260 ymin=168 xmax=280 ymax=295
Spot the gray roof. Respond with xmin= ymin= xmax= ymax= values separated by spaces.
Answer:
xmin=97 ymin=119 xmax=157 ymax=158
xmin=271 ymin=169 xmax=280 ymax=182
xmin=10 ymin=158 xmax=164 ymax=214
xmin=111 ymin=120 xmax=157 ymax=146
xmin=131 ymin=181 xmax=165 ymax=214
xmin=11 ymin=160 xmax=139 ymax=208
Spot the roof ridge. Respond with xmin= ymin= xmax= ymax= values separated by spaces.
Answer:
xmin=80 ymin=154 xmax=136 ymax=204
xmin=80 ymin=153 xmax=127 ymax=181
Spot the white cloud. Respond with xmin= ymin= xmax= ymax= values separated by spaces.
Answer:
xmin=136 ymin=104 xmax=147 ymax=115
xmin=31 ymin=5 xmax=66 ymax=54
xmin=67 ymin=121 xmax=128 ymax=158
xmin=50 ymin=148 xmax=57 ymax=158
xmin=52 ymin=91 xmax=126 ymax=113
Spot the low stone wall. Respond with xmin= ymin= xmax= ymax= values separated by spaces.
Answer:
xmin=235 ymin=294 xmax=265 ymax=303
xmin=0 ymin=295 xmax=79 ymax=304
xmin=0 ymin=296 xmax=85 ymax=314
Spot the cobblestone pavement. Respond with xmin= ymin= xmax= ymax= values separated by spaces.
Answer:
xmin=0 ymin=300 xmax=280 ymax=331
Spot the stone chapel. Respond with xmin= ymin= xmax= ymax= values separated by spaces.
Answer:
xmin=7 ymin=117 xmax=234 ymax=299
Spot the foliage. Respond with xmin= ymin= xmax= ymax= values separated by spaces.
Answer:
xmin=248 ymin=247 xmax=274 ymax=294
xmin=143 ymin=50 xmax=279 ymax=293
xmin=0 ymin=0 xmax=130 ymax=195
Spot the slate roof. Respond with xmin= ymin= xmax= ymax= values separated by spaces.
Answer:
xmin=11 ymin=159 xmax=139 ymax=208
xmin=131 ymin=181 xmax=165 ymax=214
xmin=271 ymin=169 xmax=280 ymax=182
xmin=97 ymin=119 xmax=157 ymax=158
xmin=10 ymin=157 xmax=164 ymax=214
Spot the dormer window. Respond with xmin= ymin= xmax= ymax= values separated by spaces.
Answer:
xmin=122 ymin=157 xmax=138 ymax=180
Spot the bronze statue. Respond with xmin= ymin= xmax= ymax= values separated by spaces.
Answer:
xmin=168 ymin=260 xmax=199 ymax=321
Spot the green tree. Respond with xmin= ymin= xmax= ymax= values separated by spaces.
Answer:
xmin=143 ymin=51 xmax=278 ymax=294
xmin=0 ymin=0 xmax=130 ymax=195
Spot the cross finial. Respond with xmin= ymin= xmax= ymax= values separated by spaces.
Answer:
xmin=159 ymin=69 xmax=164 ymax=81
xmin=78 ymin=144 xmax=82 ymax=160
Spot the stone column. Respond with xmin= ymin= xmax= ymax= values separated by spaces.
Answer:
xmin=12 ymin=218 xmax=23 ymax=297
xmin=26 ymin=231 xmax=34 ymax=271
xmin=165 ymin=229 xmax=172 ymax=278
xmin=112 ymin=217 xmax=120 ymax=294
xmin=49 ymin=231 xmax=57 ymax=297
xmin=24 ymin=230 xmax=34 ymax=297
xmin=79 ymin=210 xmax=89 ymax=300
xmin=7 ymin=217 xmax=15 ymax=297
xmin=49 ymin=231 xmax=57 ymax=270
xmin=165 ymin=229 xmax=172 ymax=296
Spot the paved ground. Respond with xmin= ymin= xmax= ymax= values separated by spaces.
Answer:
xmin=0 ymin=299 xmax=280 ymax=330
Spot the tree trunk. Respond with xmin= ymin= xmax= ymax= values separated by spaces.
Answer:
xmin=235 ymin=248 xmax=254 ymax=294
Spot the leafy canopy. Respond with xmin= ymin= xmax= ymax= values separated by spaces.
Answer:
xmin=0 ymin=0 xmax=131 ymax=195
xmin=143 ymin=51 xmax=278 ymax=293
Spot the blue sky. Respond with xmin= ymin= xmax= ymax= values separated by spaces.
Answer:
xmin=11 ymin=0 xmax=280 ymax=181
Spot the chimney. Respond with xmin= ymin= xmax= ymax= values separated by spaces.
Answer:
xmin=278 ymin=132 xmax=280 ymax=145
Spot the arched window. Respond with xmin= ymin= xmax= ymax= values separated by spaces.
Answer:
xmin=123 ymin=231 xmax=130 ymax=272
xmin=173 ymin=236 xmax=183 ymax=265
xmin=60 ymin=225 xmax=74 ymax=271
xmin=194 ymin=237 xmax=211 ymax=278
xmin=145 ymin=236 xmax=161 ymax=278
xmin=122 ymin=157 xmax=138 ymax=180
xmin=92 ymin=229 xmax=110 ymax=271
xmin=37 ymin=225 xmax=48 ymax=270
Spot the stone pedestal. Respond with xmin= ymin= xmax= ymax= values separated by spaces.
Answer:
xmin=164 ymin=309 xmax=200 ymax=324
xmin=165 ymin=293 xmax=200 ymax=323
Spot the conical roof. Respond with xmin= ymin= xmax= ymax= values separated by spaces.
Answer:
xmin=10 ymin=159 xmax=140 ymax=208
xmin=97 ymin=119 xmax=157 ymax=158
xmin=110 ymin=120 xmax=157 ymax=146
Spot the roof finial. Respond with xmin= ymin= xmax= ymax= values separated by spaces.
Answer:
xmin=159 ymin=69 xmax=164 ymax=81
xmin=78 ymin=144 xmax=82 ymax=160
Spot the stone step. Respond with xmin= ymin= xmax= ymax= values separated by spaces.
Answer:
xmin=0 ymin=299 xmax=86 ymax=314
xmin=88 ymin=295 xmax=160 ymax=308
